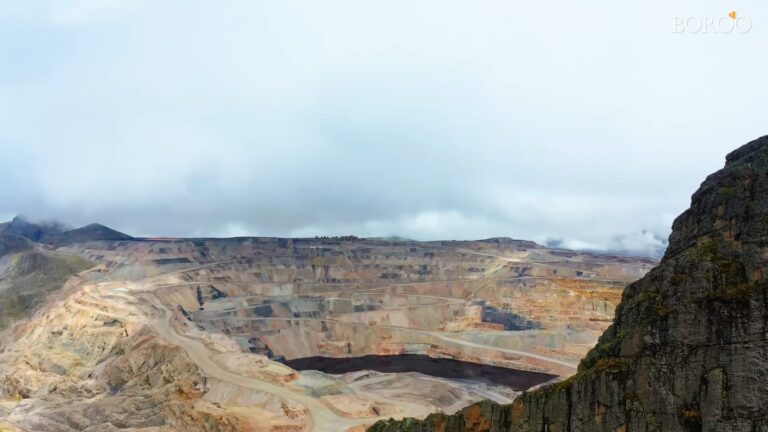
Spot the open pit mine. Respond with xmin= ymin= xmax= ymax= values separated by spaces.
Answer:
xmin=0 ymin=218 xmax=655 ymax=431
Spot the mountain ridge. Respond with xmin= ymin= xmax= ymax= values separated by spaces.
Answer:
xmin=0 ymin=217 xmax=133 ymax=245
xmin=368 ymin=135 xmax=768 ymax=432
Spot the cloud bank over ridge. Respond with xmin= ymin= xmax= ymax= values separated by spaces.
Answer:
xmin=1 ymin=0 xmax=767 ymax=258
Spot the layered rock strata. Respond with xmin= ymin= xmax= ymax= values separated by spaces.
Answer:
xmin=369 ymin=137 xmax=768 ymax=432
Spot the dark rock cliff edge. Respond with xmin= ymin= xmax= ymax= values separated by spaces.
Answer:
xmin=369 ymin=136 xmax=768 ymax=432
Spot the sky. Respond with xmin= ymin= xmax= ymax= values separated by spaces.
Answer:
xmin=0 ymin=0 xmax=766 ymax=258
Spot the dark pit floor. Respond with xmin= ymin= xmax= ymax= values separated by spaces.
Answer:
xmin=284 ymin=354 xmax=558 ymax=391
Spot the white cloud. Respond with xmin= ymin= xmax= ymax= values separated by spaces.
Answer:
xmin=0 ymin=0 xmax=766 ymax=257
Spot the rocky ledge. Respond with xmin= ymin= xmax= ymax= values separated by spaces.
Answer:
xmin=369 ymin=135 xmax=768 ymax=432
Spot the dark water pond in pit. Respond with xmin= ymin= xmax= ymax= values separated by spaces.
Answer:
xmin=284 ymin=354 xmax=557 ymax=391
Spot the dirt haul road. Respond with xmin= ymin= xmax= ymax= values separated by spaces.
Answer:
xmin=146 ymin=297 xmax=398 ymax=432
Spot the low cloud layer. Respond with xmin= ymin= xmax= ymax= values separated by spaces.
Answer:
xmin=1 ymin=1 xmax=767 ymax=258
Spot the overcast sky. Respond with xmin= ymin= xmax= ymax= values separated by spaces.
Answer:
xmin=0 ymin=1 xmax=766 ymax=257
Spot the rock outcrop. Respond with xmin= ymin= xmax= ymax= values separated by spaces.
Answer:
xmin=368 ymin=136 xmax=768 ymax=432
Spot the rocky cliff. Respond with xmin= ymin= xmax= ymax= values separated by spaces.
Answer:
xmin=369 ymin=136 xmax=768 ymax=432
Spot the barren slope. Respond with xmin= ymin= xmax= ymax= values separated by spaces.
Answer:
xmin=0 ymin=233 xmax=653 ymax=431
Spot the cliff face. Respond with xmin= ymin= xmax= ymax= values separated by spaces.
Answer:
xmin=369 ymin=136 xmax=768 ymax=432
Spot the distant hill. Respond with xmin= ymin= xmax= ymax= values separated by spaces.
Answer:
xmin=0 ymin=250 xmax=94 ymax=330
xmin=55 ymin=223 xmax=134 ymax=244
xmin=0 ymin=233 xmax=33 ymax=258
xmin=0 ymin=219 xmax=105 ymax=330
xmin=0 ymin=217 xmax=133 ymax=245
xmin=0 ymin=216 xmax=64 ymax=242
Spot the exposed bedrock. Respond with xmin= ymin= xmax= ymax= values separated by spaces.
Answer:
xmin=152 ymin=245 xmax=652 ymax=376
xmin=368 ymin=136 xmax=768 ymax=432
xmin=0 ymin=196 xmax=656 ymax=430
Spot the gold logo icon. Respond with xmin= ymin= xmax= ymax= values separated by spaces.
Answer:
xmin=729 ymin=11 xmax=737 ymax=20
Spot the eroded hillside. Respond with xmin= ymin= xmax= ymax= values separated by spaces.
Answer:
xmin=0 ymin=234 xmax=94 ymax=330
xmin=0 ymin=227 xmax=653 ymax=431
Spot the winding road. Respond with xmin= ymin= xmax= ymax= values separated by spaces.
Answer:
xmin=203 ymin=315 xmax=578 ymax=371
xmin=145 ymin=296 xmax=398 ymax=432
